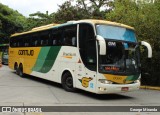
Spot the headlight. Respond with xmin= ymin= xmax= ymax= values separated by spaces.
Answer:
xmin=98 ymin=79 xmax=112 ymax=84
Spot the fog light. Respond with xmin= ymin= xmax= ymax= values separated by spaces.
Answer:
xmin=99 ymin=79 xmax=112 ymax=84
xmin=99 ymin=87 xmax=107 ymax=91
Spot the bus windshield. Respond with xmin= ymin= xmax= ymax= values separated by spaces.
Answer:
xmin=96 ymin=25 xmax=140 ymax=75
xmin=96 ymin=25 xmax=137 ymax=42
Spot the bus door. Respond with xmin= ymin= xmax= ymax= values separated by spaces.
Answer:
xmin=76 ymin=23 xmax=97 ymax=92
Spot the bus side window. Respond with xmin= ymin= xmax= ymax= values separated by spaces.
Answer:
xmin=41 ymin=39 xmax=48 ymax=46
xmin=13 ymin=42 xmax=16 ymax=47
xmin=62 ymin=25 xmax=77 ymax=46
xmin=39 ymin=31 xmax=50 ymax=46
xmin=16 ymin=37 xmax=23 ymax=47
xmin=24 ymin=35 xmax=31 ymax=47
xmin=25 ymin=42 xmax=29 ymax=47
xmin=52 ymin=39 xmax=57 ymax=45
xmin=31 ymin=33 xmax=39 ymax=47
xmin=14 ymin=38 xmax=19 ymax=47
xmin=63 ymin=35 xmax=71 ymax=46
xmin=72 ymin=36 xmax=76 ymax=46
xmin=24 ymin=36 xmax=28 ymax=47
xmin=51 ymin=29 xmax=62 ymax=46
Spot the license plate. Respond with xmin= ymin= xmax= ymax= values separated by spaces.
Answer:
xmin=121 ymin=87 xmax=129 ymax=91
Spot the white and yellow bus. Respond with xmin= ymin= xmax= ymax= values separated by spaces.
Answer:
xmin=9 ymin=19 xmax=152 ymax=94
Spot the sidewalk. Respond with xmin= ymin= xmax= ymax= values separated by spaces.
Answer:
xmin=140 ymin=86 xmax=160 ymax=90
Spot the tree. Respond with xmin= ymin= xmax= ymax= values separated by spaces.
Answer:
xmin=0 ymin=3 xmax=27 ymax=43
xmin=24 ymin=11 xmax=53 ymax=31
xmin=76 ymin=0 xmax=113 ymax=19
xmin=54 ymin=1 xmax=89 ymax=23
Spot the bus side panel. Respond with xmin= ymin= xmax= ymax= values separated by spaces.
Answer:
xmin=55 ymin=46 xmax=78 ymax=84
xmin=30 ymin=46 xmax=62 ymax=82
xmin=9 ymin=47 xmax=41 ymax=74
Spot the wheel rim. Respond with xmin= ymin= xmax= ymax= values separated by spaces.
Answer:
xmin=66 ymin=77 xmax=73 ymax=88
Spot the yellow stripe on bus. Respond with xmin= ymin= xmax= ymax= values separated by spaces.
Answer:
xmin=103 ymin=74 xmax=132 ymax=84
xmin=9 ymin=47 xmax=41 ymax=74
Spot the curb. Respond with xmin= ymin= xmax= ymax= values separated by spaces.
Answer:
xmin=140 ymin=86 xmax=160 ymax=90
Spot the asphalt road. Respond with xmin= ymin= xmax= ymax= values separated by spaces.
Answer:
xmin=0 ymin=65 xmax=159 ymax=115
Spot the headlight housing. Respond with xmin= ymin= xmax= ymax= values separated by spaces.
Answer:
xmin=98 ymin=79 xmax=112 ymax=84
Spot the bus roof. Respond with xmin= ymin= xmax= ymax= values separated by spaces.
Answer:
xmin=78 ymin=19 xmax=134 ymax=30
xmin=11 ymin=19 xmax=134 ymax=37
xmin=11 ymin=23 xmax=59 ymax=37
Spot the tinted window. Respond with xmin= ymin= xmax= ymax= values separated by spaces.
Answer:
xmin=10 ymin=25 xmax=77 ymax=47
xmin=31 ymin=33 xmax=40 ymax=47
xmin=50 ymin=29 xmax=63 ymax=46
xmin=62 ymin=25 xmax=77 ymax=46
xmin=39 ymin=31 xmax=50 ymax=46
xmin=79 ymin=23 xmax=97 ymax=71
xmin=10 ymin=30 xmax=51 ymax=47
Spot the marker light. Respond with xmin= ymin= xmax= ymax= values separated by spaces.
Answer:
xmin=99 ymin=87 xmax=107 ymax=91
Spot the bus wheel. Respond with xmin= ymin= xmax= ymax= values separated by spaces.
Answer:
xmin=62 ymin=72 xmax=76 ymax=92
xmin=14 ymin=63 xmax=19 ymax=75
xmin=19 ymin=64 xmax=25 ymax=77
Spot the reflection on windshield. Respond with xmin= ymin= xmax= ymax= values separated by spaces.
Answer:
xmin=105 ymin=42 xmax=123 ymax=64
xmin=96 ymin=25 xmax=137 ymax=42
xmin=99 ymin=41 xmax=140 ymax=75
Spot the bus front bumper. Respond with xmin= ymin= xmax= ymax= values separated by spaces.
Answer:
xmin=96 ymin=80 xmax=140 ymax=94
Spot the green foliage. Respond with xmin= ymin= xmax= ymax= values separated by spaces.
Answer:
xmin=24 ymin=11 xmax=53 ymax=31
xmin=75 ymin=0 xmax=113 ymax=19
xmin=0 ymin=3 xmax=27 ymax=43
xmin=54 ymin=1 xmax=90 ymax=23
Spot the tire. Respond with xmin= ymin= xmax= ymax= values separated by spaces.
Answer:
xmin=62 ymin=72 xmax=76 ymax=92
xmin=19 ymin=64 xmax=25 ymax=78
xmin=15 ymin=64 xmax=19 ymax=75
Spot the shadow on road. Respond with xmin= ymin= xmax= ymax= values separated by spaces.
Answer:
xmin=12 ymin=71 xmax=134 ymax=100
xmin=76 ymin=90 xmax=133 ymax=100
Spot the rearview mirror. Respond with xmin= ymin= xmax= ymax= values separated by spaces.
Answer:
xmin=140 ymin=41 xmax=152 ymax=58
xmin=96 ymin=35 xmax=106 ymax=55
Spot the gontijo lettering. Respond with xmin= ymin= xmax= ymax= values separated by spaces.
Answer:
xmin=18 ymin=50 xmax=34 ymax=56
